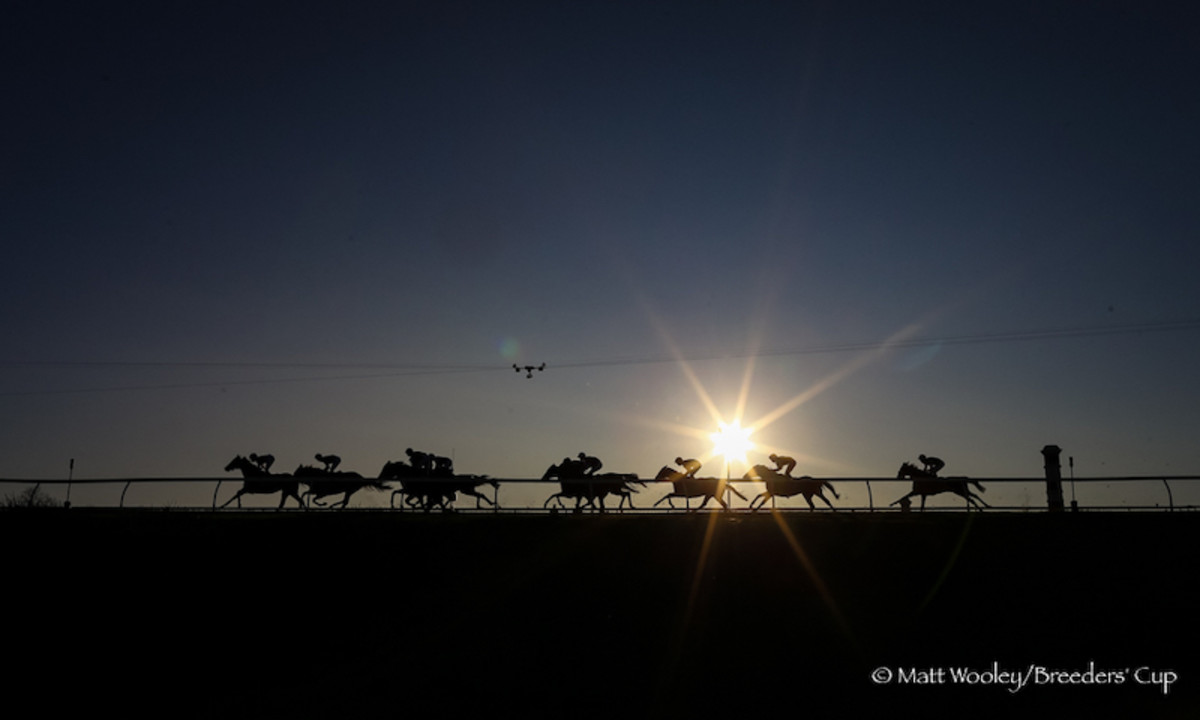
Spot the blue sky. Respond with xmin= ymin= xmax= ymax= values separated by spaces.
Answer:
xmin=2 ymin=1 xmax=1198 ymax=508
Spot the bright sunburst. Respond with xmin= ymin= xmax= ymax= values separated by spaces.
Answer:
xmin=710 ymin=420 xmax=755 ymax=467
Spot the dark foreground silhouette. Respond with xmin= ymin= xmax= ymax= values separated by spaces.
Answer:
xmin=293 ymin=464 xmax=388 ymax=508
xmin=13 ymin=511 xmax=1196 ymax=719
xmin=541 ymin=456 xmax=642 ymax=511
xmin=652 ymin=465 xmax=748 ymax=510
xmin=892 ymin=461 xmax=988 ymax=510
xmin=744 ymin=464 xmax=840 ymax=510
xmin=381 ymin=459 xmax=498 ymax=511
xmin=221 ymin=455 xmax=305 ymax=508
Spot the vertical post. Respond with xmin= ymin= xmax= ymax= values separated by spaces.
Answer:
xmin=725 ymin=458 xmax=731 ymax=512
xmin=1042 ymin=445 xmax=1064 ymax=512
xmin=1069 ymin=456 xmax=1078 ymax=512
xmin=65 ymin=458 xmax=74 ymax=509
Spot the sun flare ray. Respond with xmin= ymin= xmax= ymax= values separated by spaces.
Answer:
xmin=748 ymin=324 xmax=923 ymax=434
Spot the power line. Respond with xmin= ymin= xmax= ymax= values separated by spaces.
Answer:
xmin=2 ymin=318 xmax=1198 ymax=396
xmin=552 ymin=318 xmax=1200 ymax=369
xmin=0 ymin=366 xmax=504 ymax=397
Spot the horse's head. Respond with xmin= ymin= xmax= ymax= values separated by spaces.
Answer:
xmin=655 ymin=466 xmax=681 ymax=482
xmin=379 ymin=461 xmax=410 ymax=479
xmin=897 ymin=462 xmax=919 ymax=478
xmin=225 ymin=456 xmax=247 ymax=472
xmin=743 ymin=464 xmax=776 ymax=481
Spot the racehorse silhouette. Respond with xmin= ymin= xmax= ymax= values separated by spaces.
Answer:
xmin=652 ymin=466 xmax=747 ymax=510
xmin=744 ymin=465 xmax=839 ymax=511
xmin=891 ymin=462 xmax=988 ymax=511
xmin=542 ymin=459 xmax=641 ymax=512
xmin=380 ymin=461 xmax=498 ymax=511
xmin=381 ymin=461 xmax=450 ymax=510
xmin=294 ymin=464 xmax=387 ymax=508
xmin=218 ymin=455 xmax=304 ymax=509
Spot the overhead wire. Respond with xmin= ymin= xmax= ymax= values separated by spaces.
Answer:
xmin=2 ymin=318 xmax=1198 ymax=396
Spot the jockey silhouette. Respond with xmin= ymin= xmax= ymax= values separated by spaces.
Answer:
xmin=577 ymin=452 xmax=603 ymax=475
xmin=406 ymin=448 xmax=433 ymax=474
xmin=675 ymin=457 xmax=702 ymax=478
xmin=769 ymin=453 xmax=797 ymax=477
xmin=919 ymin=454 xmax=945 ymax=476
xmin=249 ymin=453 xmax=275 ymax=472
xmin=315 ymin=453 xmax=341 ymax=472
xmin=432 ymin=454 xmax=454 ymax=476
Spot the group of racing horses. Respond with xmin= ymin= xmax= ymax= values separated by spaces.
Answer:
xmin=221 ymin=452 xmax=988 ymax=512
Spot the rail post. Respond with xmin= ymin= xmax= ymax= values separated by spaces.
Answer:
xmin=1042 ymin=445 xmax=1065 ymax=512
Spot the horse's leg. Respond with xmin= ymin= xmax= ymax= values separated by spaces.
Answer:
xmin=804 ymin=494 xmax=816 ymax=511
xmin=219 ymin=490 xmax=242 ymax=509
xmin=817 ymin=492 xmax=835 ymax=509
xmin=469 ymin=489 xmax=494 ymax=507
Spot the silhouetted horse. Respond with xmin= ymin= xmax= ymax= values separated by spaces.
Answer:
xmin=542 ymin=460 xmax=641 ymax=511
xmin=294 ymin=464 xmax=387 ymax=508
xmin=447 ymin=475 xmax=498 ymax=508
xmin=381 ymin=461 xmax=452 ymax=510
xmin=891 ymin=462 xmax=988 ymax=510
xmin=219 ymin=455 xmax=305 ymax=509
xmin=744 ymin=465 xmax=839 ymax=511
xmin=652 ymin=467 xmax=747 ymax=510
xmin=380 ymin=461 xmax=498 ymax=511
xmin=544 ymin=475 xmax=641 ymax=511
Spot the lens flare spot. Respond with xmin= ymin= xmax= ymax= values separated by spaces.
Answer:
xmin=498 ymin=337 xmax=521 ymax=361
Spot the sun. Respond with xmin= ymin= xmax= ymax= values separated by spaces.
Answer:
xmin=710 ymin=419 xmax=755 ymax=467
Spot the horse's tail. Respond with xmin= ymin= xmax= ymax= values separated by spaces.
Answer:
xmin=825 ymin=481 xmax=840 ymax=499
xmin=727 ymin=483 xmax=748 ymax=501
xmin=971 ymin=480 xmax=986 ymax=493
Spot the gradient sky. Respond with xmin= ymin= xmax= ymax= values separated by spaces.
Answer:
xmin=3 ymin=1 xmax=1198 ymax=508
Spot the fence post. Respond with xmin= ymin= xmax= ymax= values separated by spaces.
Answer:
xmin=1042 ymin=445 xmax=1065 ymax=512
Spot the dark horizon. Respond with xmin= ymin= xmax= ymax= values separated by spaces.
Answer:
xmin=5 ymin=508 xmax=1196 ymax=717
